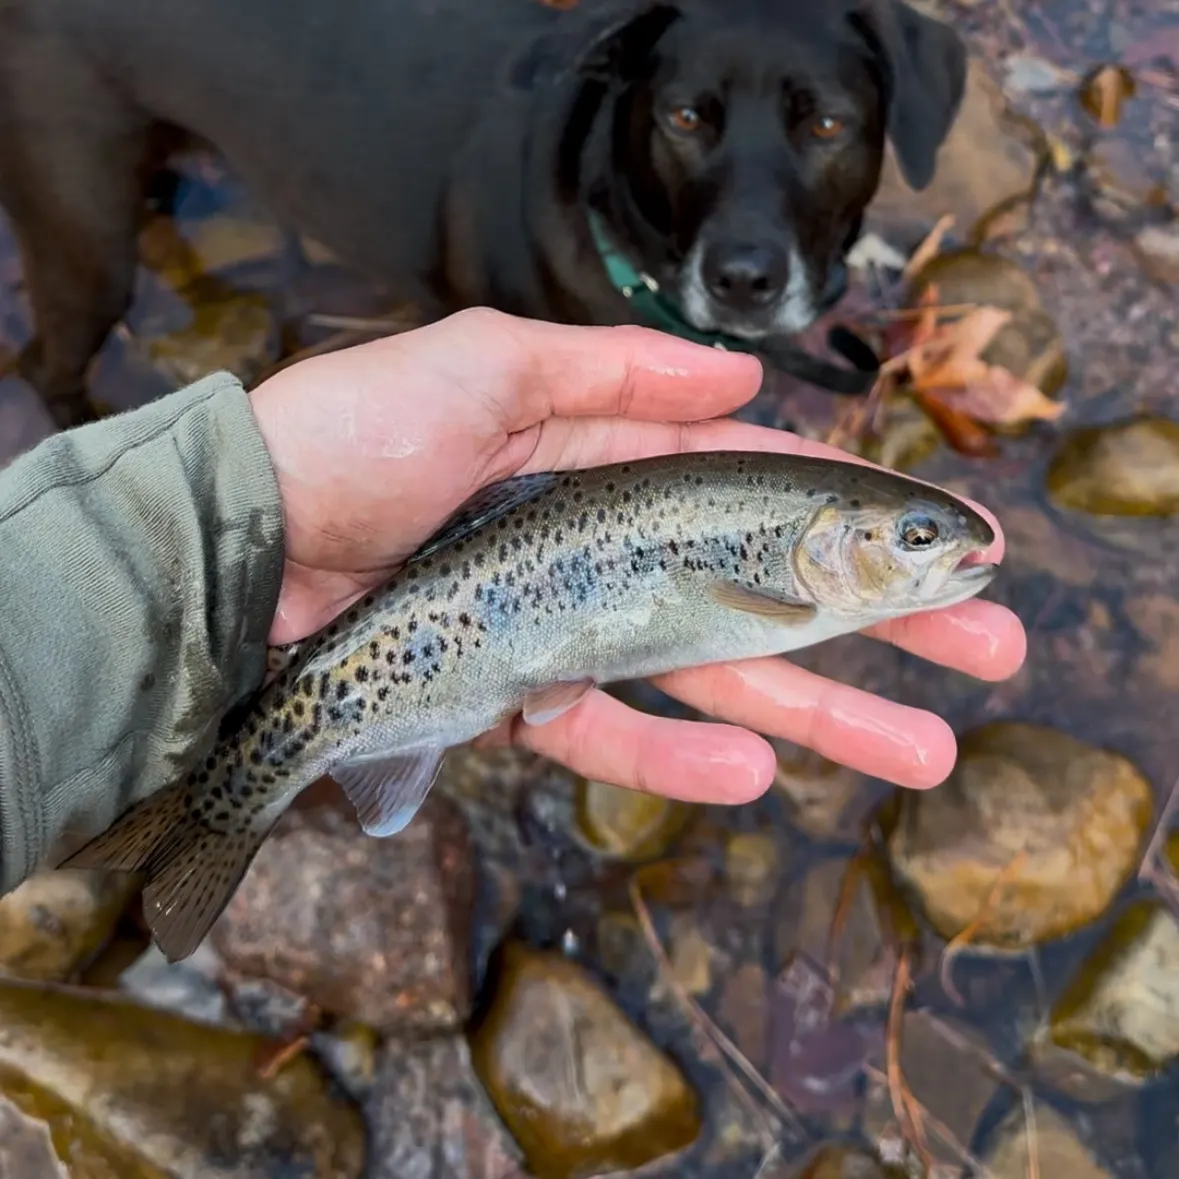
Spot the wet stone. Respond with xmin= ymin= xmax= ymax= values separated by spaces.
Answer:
xmin=1034 ymin=897 xmax=1179 ymax=1097
xmin=724 ymin=832 xmax=781 ymax=908
xmin=887 ymin=723 xmax=1154 ymax=949
xmin=118 ymin=941 xmax=228 ymax=1027
xmin=907 ymin=249 xmax=1069 ymax=406
xmin=210 ymin=793 xmax=475 ymax=1034
xmin=867 ymin=58 xmax=1044 ymax=246
xmin=773 ymin=747 xmax=878 ymax=842
xmin=366 ymin=1035 xmax=525 ymax=1179
xmin=0 ymin=1093 xmax=71 ymax=1179
xmin=776 ymin=855 xmax=900 ymax=1013
xmin=0 ymin=979 xmax=365 ymax=1177
xmin=469 ymin=940 xmax=702 ymax=1179
xmin=143 ymin=293 xmax=277 ymax=391
xmin=984 ymin=1102 xmax=1113 ymax=1179
xmin=863 ymin=1011 xmax=999 ymax=1172
xmin=1135 ymin=223 xmax=1179 ymax=284
xmin=1047 ymin=416 xmax=1179 ymax=516
xmin=575 ymin=778 xmax=694 ymax=862
xmin=791 ymin=1144 xmax=896 ymax=1179
xmin=0 ymin=869 xmax=138 ymax=982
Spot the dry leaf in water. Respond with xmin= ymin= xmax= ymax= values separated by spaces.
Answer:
xmin=939 ymin=366 xmax=1066 ymax=426
xmin=1079 ymin=64 xmax=1136 ymax=128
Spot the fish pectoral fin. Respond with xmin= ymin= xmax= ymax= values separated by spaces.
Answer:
xmin=521 ymin=678 xmax=597 ymax=726
xmin=331 ymin=746 xmax=446 ymax=837
xmin=59 ymin=784 xmax=275 ymax=964
xmin=708 ymin=580 xmax=819 ymax=623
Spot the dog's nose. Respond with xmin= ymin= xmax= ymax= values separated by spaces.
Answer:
xmin=702 ymin=243 xmax=788 ymax=310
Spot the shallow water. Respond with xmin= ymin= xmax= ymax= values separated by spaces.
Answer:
xmin=0 ymin=0 xmax=1177 ymax=1174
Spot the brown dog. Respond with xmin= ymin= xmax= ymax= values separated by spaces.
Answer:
xmin=0 ymin=0 xmax=966 ymax=425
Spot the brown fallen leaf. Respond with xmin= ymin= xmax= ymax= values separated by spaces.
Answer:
xmin=940 ymin=366 xmax=1066 ymax=427
xmin=1079 ymin=64 xmax=1136 ymax=128
xmin=913 ymin=388 xmax=999 ymax=457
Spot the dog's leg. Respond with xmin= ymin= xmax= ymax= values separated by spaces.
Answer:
xmin=0 ymin=61 xmax=150 ymax=428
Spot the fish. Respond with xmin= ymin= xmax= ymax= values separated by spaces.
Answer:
xmin=59 ymin=450 xmax=998 ymax=962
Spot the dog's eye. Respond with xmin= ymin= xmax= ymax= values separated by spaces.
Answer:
xmin=810 ymin=116 xmax=845 ymax=139
xmin=667 ymin=105 xmax=703 ymax=133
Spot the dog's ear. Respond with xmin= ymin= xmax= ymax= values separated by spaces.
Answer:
xmin=851 ymin=0 xmax=967 ymax=190
xmin=575 ymin=2 xmax=681 ymax=85
xmin=510 ymin=2 xmax=679 ymax=92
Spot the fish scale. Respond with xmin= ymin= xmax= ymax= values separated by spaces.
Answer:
xmin=60 ymin=449 xmax=997 ymax=962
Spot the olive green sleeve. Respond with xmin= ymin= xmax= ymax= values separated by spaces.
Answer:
xmin=0 ymin=372 xmax=285 ymax=891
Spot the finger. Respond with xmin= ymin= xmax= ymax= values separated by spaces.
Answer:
xmin=497 ymin=319 xmax=767 ymax=428
xmin=864 ymin=598 xmax=1027 ymax=682
xmin=508 ymin=687 xmax=776 ymax=804
xmin=652 ymin=658 xmax=959 ymax=790
xmin=521 ymin=412 xmax=1006 ymax=562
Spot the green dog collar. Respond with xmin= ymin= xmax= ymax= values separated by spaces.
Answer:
xmin=587 ymin=209 xmax=760 ymax=354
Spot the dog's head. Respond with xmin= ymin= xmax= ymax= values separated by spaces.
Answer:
xmin=566 ymin=0 xmax=966 ymax=342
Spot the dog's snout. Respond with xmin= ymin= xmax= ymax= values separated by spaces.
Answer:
xmin=701 ymin=242 xmax=788 ymax=311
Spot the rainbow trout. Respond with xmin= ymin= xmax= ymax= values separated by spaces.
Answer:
xmin=61 ymin=450 xmax=996 ymax=960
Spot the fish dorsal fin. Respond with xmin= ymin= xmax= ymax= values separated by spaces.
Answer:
xmin=708 ymin=581 xmax=819 ymax=623
xmin=331 ymin=746 xmax=446 ymax=837
xmin=521 ymin=678 xmax=597 ymax=726
xmin=410 ymin=472 xmax=562 ymax=562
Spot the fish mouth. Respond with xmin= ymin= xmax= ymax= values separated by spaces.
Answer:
xmin=944 ymin=549 xmax=999 ymax=595
xmin=919 ymin=548 xmax=998 ymax=606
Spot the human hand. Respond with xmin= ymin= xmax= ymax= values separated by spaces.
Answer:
xmin=249 ymin=308 xmax=1026 ymax=800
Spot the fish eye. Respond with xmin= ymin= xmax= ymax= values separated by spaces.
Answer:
xmin=667 ymin=105 xmax=703 ymax=133
xmin=898 ymin=513 xmax=940 ymax=549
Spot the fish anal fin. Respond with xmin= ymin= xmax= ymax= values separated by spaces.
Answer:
xmin=708 ymin=581 xmax=818 ymax=623
xmin=521 ymin=678 xmax=596 ymax=726
xmin=331 ymin=746 xmax=446 ymax=837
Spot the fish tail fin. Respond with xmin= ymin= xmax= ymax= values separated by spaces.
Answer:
xmin=59 ymin=785 xmax=272 ymax=963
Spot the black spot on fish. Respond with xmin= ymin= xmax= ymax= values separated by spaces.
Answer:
xmin=336 ymin=680 xmax=349 ymax=701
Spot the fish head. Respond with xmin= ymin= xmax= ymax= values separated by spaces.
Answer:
xmin=792 ymin=476 xmax=997 ymax=616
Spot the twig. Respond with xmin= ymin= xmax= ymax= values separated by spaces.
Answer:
xmin=303 ymin=311 xmax=418 ymax=334
xmin=939 ymin=851 xmax=1029 ymax=1006
xmin=864 ymin=1063 xmax=999 ymax=1179
xmin=628 ymin=877 xmax=802 ymax=1134
xmin=1022 ymin=1086 xmax=1041 ymax=1179
xmin=863 ymin=303 xmax=981 ymax=322
xmin=1137 ymin=772 xmax=1179 ymax=925
xmin=902 ymin=213 xmax=955 ymax=282
xmin=886 ymin=949 xmax=934 ymax=1176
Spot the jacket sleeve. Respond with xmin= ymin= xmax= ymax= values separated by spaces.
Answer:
xmin=0 ymin=371 xmax=285 ymax=892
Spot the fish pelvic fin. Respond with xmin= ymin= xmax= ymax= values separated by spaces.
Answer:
xmin=58 ymin=784 xmax=275 ymax=964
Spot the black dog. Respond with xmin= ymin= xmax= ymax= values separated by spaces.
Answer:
xmin=0 ymin=0 xmax=965 ymax=425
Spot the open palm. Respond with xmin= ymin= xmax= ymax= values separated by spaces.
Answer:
xmin=249 ymin=308 xmax=1026 ymax=801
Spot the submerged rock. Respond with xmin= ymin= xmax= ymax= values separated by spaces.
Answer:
xmin=211 ymin=793 xmax=475 ymax=1034
xmin=469 ymin=941 xmax=701 ymax=1179
xmin=984 ymin=1101 xmax=1113 ymax=1179
xmin=907 ymin=248 xmax=1069 ymax=404
xmin=724 ymin=832 xmax=782 ymax=908
xmin=575 ymin=779 xmax=693 ymax=862
xmin=1035 ymin=897 xmax=1179 ymax=1098
xmin=863 ymin=1012 xmax=999 ymax=1171
xmin=791 ymin=1144 xmax=897 ymax=1179
xmin=1047 ymin=417 xmax=1179 ymax=516
xmin=0 ymin=979 xmax=364 ymax=1177
xmin=367 ymin=1036 xmax=525 ymax=1179
xmin=0 ymin=869 xmax=137 ymax=982
xmin=887 ymin=723 xmax=1153 ymax=949
xmin=772 ymin=748 xmax=875 ymax=842
xmin=867 ymin=58 xmax=1044 ymax=244
xmin=0 ymin=1093 xmax=72 ymax=1179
